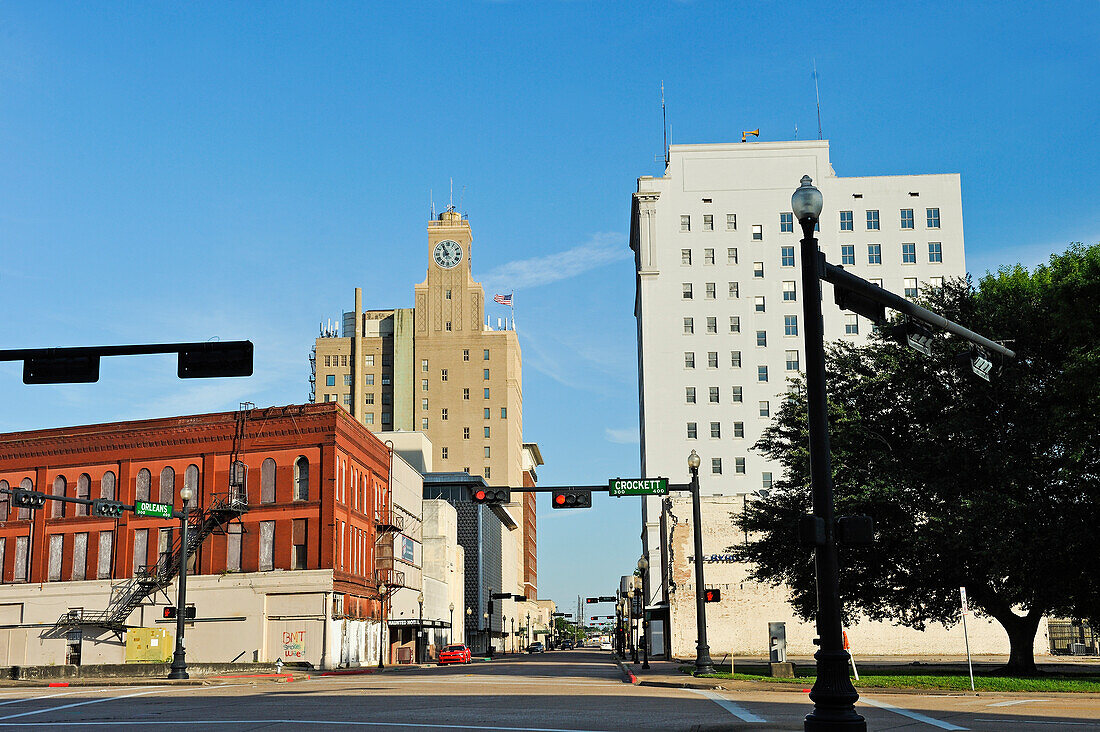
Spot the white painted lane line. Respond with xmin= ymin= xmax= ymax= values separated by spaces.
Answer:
xmin=861 ymin=697 xmax=968 ymax=730
xmin=974 ymin=719 xmax=1099 ymax=726
xmin=690 ymin=689 xmax=767 ymax=723
xmin=0 ymin=721 xmax=617 ymax=731
xmin=0 ymin=687 xmax=154 ymax=708
xmin=0 ymin=684 xmax=236 ymax=722
xmin=986 ymin=699 xmax=1050 ymax=707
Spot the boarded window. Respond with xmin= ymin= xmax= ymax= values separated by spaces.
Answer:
xmin=97 ymin=531 xmax=113 ymax=580
xmin=14 ymin=536 xmax=29 ymax=582
xmin=159 ymin=467 xmax=175 ymax=505
xmin=132 ymin=529 xmax=148 ymax=575
xmin=294 ymin=457 xmax=309 ymax=501
xmin=48 ymin=534 xmax=63 ymax=581
xmin=259 ymin=521 xmax=275 ymax=571
xmin=136 ymin=469 xmax=151 ymax=503
xmin=71 ymin=533 xmax=88 ymax=581
xmin=261 ymin=458 xmax=276 ymax=504
xmin=75 ymin=474 xmax=91 ymax=517
xmin=0 ymin=538 xmax=4 ymax=583
xmin=292 ymin=519 xmax=307 ymax=570
xmin=52 ymin=476 xmax=66 ymax=518
xmin=101 ymin=471 xmax=116 ymax=500
xmin=226 ymin=524 xmax=242 ymax=572
xmin=0 ymin=480 xmax=8 ymax=521
xmin=184 ymin=465 xmax=199 ymax=509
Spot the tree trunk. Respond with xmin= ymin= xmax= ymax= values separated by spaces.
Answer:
xmin=980 ymin=597 xmax=1044 ymax=675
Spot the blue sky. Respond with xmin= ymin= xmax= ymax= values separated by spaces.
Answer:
xmin=1 ymin=2 xmax=1097 ymax=613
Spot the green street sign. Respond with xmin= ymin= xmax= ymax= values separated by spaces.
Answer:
xmin=134 ymin=500 xmax=173 ymax=519
xmin=609 ymin=477 xmax=668 ymax=497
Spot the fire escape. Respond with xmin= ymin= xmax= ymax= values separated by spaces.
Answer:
xmin=373 ymin=446 xmax=406 ymax=590
xmin=308 ymin=345 xmax=317 ymax=403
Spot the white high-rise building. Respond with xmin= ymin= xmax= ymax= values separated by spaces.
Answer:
xmin=630 ymin=140 xmax=996 ymax=657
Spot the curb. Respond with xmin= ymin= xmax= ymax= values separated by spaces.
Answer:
xmin=610 ymin=655 xmax=639 ymax=685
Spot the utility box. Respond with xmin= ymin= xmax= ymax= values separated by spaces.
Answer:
xmin=126 ymin=628 xmax=173 ymax=663
xmin=768 ymin=622 xmax=787 ymax=663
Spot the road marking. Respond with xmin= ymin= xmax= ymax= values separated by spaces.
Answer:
xmin=986 ymin=699 xmax=1050 ymax=707
xmin=974 ymin=719 xmax=1099 ymax=726
xmin=0 ymin=722 xmax=618 ymax=731
xmin=0 ymin=684 xmax=235 ymax=722
xmin=0 ymin=687 xmax=154 ymax=708
xmin=861 ymin=697 xmax=967 ymax=730
xmin=690 ymin=689 xmax=767 ymax=723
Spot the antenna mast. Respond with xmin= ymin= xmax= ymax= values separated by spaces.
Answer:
xmin=814 ymin=58 xmax=823 ymax=140
xmin=661 ymin=81 xmax=668 ymax=167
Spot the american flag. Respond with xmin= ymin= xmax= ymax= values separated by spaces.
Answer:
xmin=494 ymin=293 xmax=512 ymax=306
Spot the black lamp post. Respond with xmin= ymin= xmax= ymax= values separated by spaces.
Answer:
xmin=417 ymin=592 xmax=424 ymax=664
xmin=483 ymin=611 xmax=489 ymax=655
xmin=449 ymin=602 xmax=454 ymax=645
xmin=378 ymin=583 xmax=388 ymax=669
xmin=793 ymin=175 xmax=866 ymax=731
xmin=466 ymin=606 xmax=472 ymax=649
xmin=167 ymin=484 xmax=194 ymax=679
xmin=638 ymin=556 xmax=651 ymax=669
xmin=688 ymin=449 xmax=717 ymax=675
xmin=526 ymin=611 xmax=531 ymax=649
xmin=511 ymin=617 xmax=516 ymax=653
xmin=627 ymin=588 xmax=638 ymax=663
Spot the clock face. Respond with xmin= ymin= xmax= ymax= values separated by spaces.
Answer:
xmin=434 ymin=240 xmax=463 ymax=269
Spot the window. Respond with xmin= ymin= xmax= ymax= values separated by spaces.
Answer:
xmin=343 ymin=374 xmax=353 ymax=386
xmin=484 ymin=446 xmax=491 ymax=458
xmin=682 ymin=283 xmax=693 ymax=299
xmin=445 ymin=321 xmax=451 ymax=331
xmin=759 ymin=401 xmax=770 ymax=417
xmin=685 ymin=352 xmax=695 ymax=368
xmin=704 ymin=248 xmax=714 ymax=264
xmin=927 ymin=208 xmax=940 ymax=228
xmin=726 ymin=213 xmax=737 ymax=230
xmin=712 ymin=458 xmax=723 ymax=475
xmin=930 ymin=276 xmax=944 ymax=290
xmin=464 ymin=427 xmax=470 ymax=439
xmin=782 ymin=281 xmax=796 ymax=301
xmin=706 ymin=317 xmax=717 ymax=334
xmin=259 ymin=521 xmax=275 ymax=572
xmin=483 ymin=369 xmax=490 ymax=380
xmin=709 ymin=386 xmax=719 ymax=403
xmin=135 ymin=469 xmax=150 ymax=503
xmin=75 ymin=473 xmax=90 ymax=516
xmin=841 ymin=244 xmax=855 ymax=265
xmin=686 ymin=387 xmax=696 ymax=404
xmin=732 ymin=386 xmax=743 ymax=403
xmin=132 ymin=529 xmax=148 ymax=575
xmin=421 ymin=359 xmax=428 ymax=372
xmin=364 ymin=373 xmax=374 ymax=385
xmin=840 ymin=210 xmax=853 ymax=231
xmin=780 ymin=212 xmax=794 ymax=233
xmin=341 ymin=355 xmax=348 ymax=366
xmin=70 ymin=532 xmax=87 ymax=581
xmin=365 ymin=355 xmax=375 ymax=366
xmin=343 ymin=394 xmax=351 ymax=405
xmin=784 ymin=315 xmax=798 ymax=336
xmin=703 ymin=214 xmax=713 ymax=231
xmin=729 ymin=316 xmax=740 ymax=333
xmin=710 ymin=422 xmax=721 ymax=438
xmin=904 ymin=277 xmax=918 ymax=298
xmin=484 ymin=426 xmax=490 ymax=438
xmin=730 ymin=350 xmax=742 ymax=368
xmin=752 ymin=224 xmax=763 ymax=241
xmin=687 ymin=422 xmax=697 ymax=439
xmin=463 ymin=388 xmax=470 ymax=400
xmin=381 ymin=374 xmax=391 ymax=385
xmin=928 ymin=242 xmax=943 ymax=262
xmin=484 ymin=408 xmax=491 ymax=419
xmin=680 ymin=215 xmax=691 ymax=232
xmin=261 ymin=458 xmax=276 ymax=504
xmin=441 ymin=408 xmax=448 ymax=421
xmin=733 ymin=422 xmax=744 ymax=438
xmin=756 ymin=330 xmax=767 ymax=347
xmin=728 ymin=282 xmax=739 ymax=299
xmin=446 ymin=289 xmax=451 ymax=300
xmin=705 ymin=282 xmax=716 ymax=299
xmin=365 ymin=393 xmax=374 ymax=404
xmin=781 ymin=247 xmax=795 ymax=267
xmin=324 ymin=355 xmax=331 ymax=367
xmin=97 ymin=531 xmax=113 ymax=579
xmin=845 ymin=313 xmax=859 ymax=335
xmin=868 ymin=243 xmax=882 ymax=264
xmin=382 ymin=413 xmax=391 ymax=423
xmin=364 ymin=413 xmax=374 ymax=424
xmin=758 ymin=365 xmax=769 ymax=382
xmin=422 ymin=398 xmax=429 ymax=411
xmin=901 ymin=209 xmax=914 ymax=229
xmin=727 ymin=247 xmax=738 ymax=264
xmin=441 ymin=369 xmax=448 ymax=381
xmin=463 ymin=349 xmax=470 ymax=361
xmin=683 ymin=317 xmax=694 ymax=334
xmin=484 ymin=388 xmax=490 ymax=399
xmin=441 ymin=447 xmax=448 ymax=459
xmin=483 ymin=467 xmax=491 ymax=479
xmin=294 ymin=457 xmax=309 ymax=500
xmin=681 ymin=249 xmax=692 ymax=265
xmin=101 ymin=471 xmax=116 ymax=500
xmin=754 ymin=296 xmax=766 ymax=313
xmin=707 ymin=351 xmax=718 ymax=368
xmin=292 ymin=519 xmax=307 ymax=570
xmin=501 ymin=407 xmax=507 ymax=419
xmin=326 ymin=374 xmax=335 ymax=387
xmin=735 ymin=458 xmax=746 ymax=475
xmin=903 ymin=242 xmax=916 ymax=263
xmin=866 ymin=210 xmax=879 ymax=230
xmin=753 ymin=261 xmax=764 ymax=278
xmin=786 ymin=350 xmax=800 ymax=371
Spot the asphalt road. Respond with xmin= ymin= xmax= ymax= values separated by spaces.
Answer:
xmin=0 ymin=650 xmax=1096 ymax=730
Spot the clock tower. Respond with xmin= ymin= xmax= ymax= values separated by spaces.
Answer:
xmin=416 ymin=207 xmax=484 ymax=337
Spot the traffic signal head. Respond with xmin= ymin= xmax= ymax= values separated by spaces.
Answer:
xmin=163 ymin=606 xmax=196 ymax=619
xmin=585 ymin=597 xmax=598 ymax=604
xmin=551 ymin=489 xmax=592 ymax=509
xmin=470 ymin=486 xmax=510 ymax=504
xmin=12 ymin=489 xmax=47 ymax=509
xmin=92 ymin=499 xmax=125 ymax=517
xmin=704 ymin=588 xmax=721 ymax=603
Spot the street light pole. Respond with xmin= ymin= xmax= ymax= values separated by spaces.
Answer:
xmin=466 ymin=606 xmax=472 ymax=650
xmin=377 ymin=583 xmax=388 ymax=669
xmin=526 ymin=611 xmax=531 ymax=649
xmin=449 ymin=602 xmax=454 ymax=645
xmin=638 ymin=556 xmax=651 ymax=669
xmin=688 ymin=450 xmax=716 ymax=675
xmin=417 ymin=592 xmax=424 ymax=664
xmin=793 ymin=175 xmax=866 ymax=731
xmin=167 ymin=484 xmax=194 ymax=679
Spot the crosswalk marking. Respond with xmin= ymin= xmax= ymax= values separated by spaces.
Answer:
xmin=691 ymin=689 xmax=767 ymax=723
xmin=861 ymin=696 xmax=968 ymax=730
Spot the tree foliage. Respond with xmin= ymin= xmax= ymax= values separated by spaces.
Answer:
xmin=733 ymin=243 xmax=1100 ymax=673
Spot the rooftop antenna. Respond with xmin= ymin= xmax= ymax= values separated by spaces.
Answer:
xmin=814 ymin=58 xmax=823 ymax=140
xmin=430 ymin=188 xmax=435 ymax=219
xmin=662 ymin=81 xmax=668 ymax=167
xmin=449 ymin=178 xmax=454 ymax=211
xmin=795 ymin=123 xmax=799 ymax=140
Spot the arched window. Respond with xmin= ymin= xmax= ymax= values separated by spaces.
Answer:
xmin=0 ymin=480 xmax=8 ymax=521
xmin=294 ymin=457 xmax=309 ymax=501
xmin=18 ymin=478 xmax=32 ymax=520
xmin=135 ymin=469 xmax=151 ymax=503
xmin=260 ymin=458 xmax=276 ymax=504
xmin=184 ymin=465 xmax=199 ymax=509
xmin=101 ymin=471 xmax=116 ymax=500
xmin=52 ymin=475 xmax=66 ymax=518
xmin=75 ymin=474 xmax=91 ymax=517
xmin=159 ymin=466 xmax=175 ymax=505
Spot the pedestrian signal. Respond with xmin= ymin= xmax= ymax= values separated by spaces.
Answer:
xmin=163 ymin=606 xmax=196 ymax=620
xmin=704 ymin=589 xmax=721 ymax=603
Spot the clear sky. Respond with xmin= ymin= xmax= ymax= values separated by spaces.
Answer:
xmin=1 ymin=2 xmax=1097 ymax=613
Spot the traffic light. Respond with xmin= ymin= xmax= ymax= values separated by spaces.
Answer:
xmin=469 ymin=486 xmax=510 ymax=504
xmin=162 ymin=606 xmax=196 ymax=620
xmin=91 ymin=499 xmax=125 ymax=517
xmin=585 ymin=597 xmax=599 ymax=604
xmin=12 ymin=490 xmax=47 ymax=509
xmin=551 ymin=489 xmax=592 ymax=509
xmin=704 ymin=588 xmax=721 ymax=603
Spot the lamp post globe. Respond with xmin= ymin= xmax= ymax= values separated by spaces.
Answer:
xmin=688 ymin=449 xmax=701 ymax=471
xmin=792 ymin=174 xmax=823 ymax=224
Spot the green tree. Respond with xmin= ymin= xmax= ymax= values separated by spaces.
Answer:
xmin=734 ymin=243 xmax=1100 ymax=674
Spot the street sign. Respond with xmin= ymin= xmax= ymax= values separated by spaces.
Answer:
xmin=609 ymin=477 xmax=669 ymax=497
xmin=598 ymin=596 xmax=616 ymax=602
xmin=134 ymin=501 xmax=173 ymax=519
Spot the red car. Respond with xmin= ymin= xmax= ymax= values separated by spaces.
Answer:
xmin=437 ymin=643 xmax=472 ymax=665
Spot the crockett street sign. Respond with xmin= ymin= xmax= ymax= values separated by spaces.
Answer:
xmin=134 ymin=500 xmax=174 ymax=519
xmin=609 ymin=477 xmax=669 ymax=497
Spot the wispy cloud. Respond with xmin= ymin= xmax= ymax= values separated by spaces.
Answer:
xmin=480 ymin=232 xmax=629 ymax=293
xmin=604 ymin=427 xmax=639 ymax=444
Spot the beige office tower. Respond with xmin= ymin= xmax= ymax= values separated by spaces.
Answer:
xmin=311 ymin=209 xmax=534 ymax=599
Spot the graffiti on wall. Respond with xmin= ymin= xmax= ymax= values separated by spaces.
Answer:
xmin=282 ymin=630 xmax=306 ymax=659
